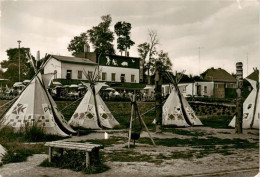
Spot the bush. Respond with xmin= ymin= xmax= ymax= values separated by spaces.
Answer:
xmin=40 ymin=150 xmax=110 ymax=174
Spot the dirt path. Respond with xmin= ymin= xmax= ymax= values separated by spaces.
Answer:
xmin=0 ymin=128 xmax=258 ymax=177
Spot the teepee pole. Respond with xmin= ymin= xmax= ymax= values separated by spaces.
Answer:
xmin=135 ymin=102 xmax=156 ymax=147
xmin=128 ymin=95 xmax=135 ymax=148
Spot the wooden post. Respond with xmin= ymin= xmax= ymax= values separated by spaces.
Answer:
xmin=155 ymin=61 xmax=163 ymax=133
xmin=128 ymin=94 xmax=135 ymax=148
xmin=86 ymin=152 xmax=90 ymax=168
xmin=235 ymin=62 xmax=243 ymax=134
xmin=137 ymin=109 xmax=156 ymax=146
xmin=48 ymin=147 xmax=52 ymax=163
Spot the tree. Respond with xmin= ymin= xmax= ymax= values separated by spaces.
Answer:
xmin=151 ymin=50 xmax=172 ymax=75
xmin=87 ymin=14 xmax=115 ymax=55
xmin=114 ymin=21 xmax=135 ymax=56
xmin=137 ymin=42 xmax=150 ymax=83
xmin=67 ymin=32 xmax=88 ymax=56
xmin=1 ymin=48 xmax=35 ymax=82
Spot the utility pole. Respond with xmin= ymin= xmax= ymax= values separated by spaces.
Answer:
xmin=235 ymin=62 xmax=243 ymax=134
xmin=17 ymin=40 xmax=21 ymax=82
xmin=198 ymin=47 xmax=204 ymax=75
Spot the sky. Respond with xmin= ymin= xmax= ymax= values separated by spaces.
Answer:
xmin=0 ymin=0 xmax=259 ymax=76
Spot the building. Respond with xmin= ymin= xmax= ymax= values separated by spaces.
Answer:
xmin=178 ymin=81 xmax=214 ymax=98
xmin=81 ymin=52 xmax=140 ymax=83
xmin=200 ymin=68 xmax=236 ymax=98
xmin=43 ymin=55 xmax=97 ymax=81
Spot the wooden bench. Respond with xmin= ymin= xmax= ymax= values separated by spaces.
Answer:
xmin=45 ymin=141 xmax=104 ymax=168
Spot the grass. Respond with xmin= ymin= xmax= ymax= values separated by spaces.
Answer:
xmin=40 ymin=150 xmax=110 ymax=174
xmin=200 ymin=116 xmax=233 ymax=129
xmin=79 ymin=136 xmax=128 ymax=147
xmin=162 ymin=127 xmax=210 ymax=137
xmin=0 ymin=126 xmax=63 ymax=165
xmin=137 ymin=136 xmax=258 ymax=149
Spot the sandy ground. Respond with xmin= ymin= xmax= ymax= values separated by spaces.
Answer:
xmin=0 ymin=127 xmax=259 ymax=177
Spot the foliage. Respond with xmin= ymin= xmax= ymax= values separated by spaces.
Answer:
xmin=87 ymin=15 xmax=115 ymax=55
xmin=40 ymin=150 xmax=110 ymax=174
xmin=0 ymin=48 xmax=35 ymax=82
xmin=67 ymin=32 xmax=88 ymax=56
xmin=114 ymin=21 xmax=135 ymax=55
xmin=200 ymin=116 xmax=233 ymax=129
xmin=151 ymin=50 xmax=172 ymax=75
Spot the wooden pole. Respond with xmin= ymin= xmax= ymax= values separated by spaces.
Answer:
xmin=128 ymin=94 xmax=135 ymax=148
xmin=155 ymin=61 xmax=163 ymax=133
xmin=235 ymin=62 xmax=243 ymax=134
xmin=135 ymin=103 xmax=156 ymax=146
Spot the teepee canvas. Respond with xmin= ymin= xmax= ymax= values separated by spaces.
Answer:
xmin=162 ymin=72 xmax=203 ymax=127
xmin=229 ymin=69 xmax=259 ymax=129
xmin=69 ymin=71 xmax=119 ymax=129
xmin=0 ymin=58 xmax=76 ymax=136
xmin=0 ymin=144 xmax=6 ymax=162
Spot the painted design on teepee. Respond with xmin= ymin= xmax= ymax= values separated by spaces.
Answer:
xmin=12 ymin=104 xmax=27 ymax=115
xmin=229 ymin=69 xmax=259 ymax=129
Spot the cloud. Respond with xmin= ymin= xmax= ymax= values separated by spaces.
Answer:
xmin=0 ymin=0 xmax=258 ymax=76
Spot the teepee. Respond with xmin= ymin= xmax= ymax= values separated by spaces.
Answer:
xmin=229 ymin=69 xmax=259 ymax=129
xmin=69 ymin=69 xmax=119 ymax=129
xmin=162 ymin=72 xmax=203 ymax=127
xmin=0 ymin=55 xmax=76 ymax=136
xmin=0 ymin=144 xmax=6 ymax=162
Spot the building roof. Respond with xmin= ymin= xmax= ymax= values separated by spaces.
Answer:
xmin=51 ymin=55 xmax=97 ymax=65
xmin=201 ymin=68 xmax=236 ymax=83
xmin=247 ymin=69 xmax=259 ymax=81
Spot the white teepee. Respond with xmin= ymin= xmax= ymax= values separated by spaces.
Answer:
xmin=0 ymin=144 xmax=6 ymax=162
xmin=69 ymin=82 xmax=119 ymax=129
xmin=229 ymin=69 xmax=259 ymax=129
xmin=0 ymin=72 xmax=76 ymax=136
xmin=162 ymin=73 xmax=203 ymax=127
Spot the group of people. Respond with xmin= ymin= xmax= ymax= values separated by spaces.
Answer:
xmin=101 ymin=90 xmax=156 ymax=102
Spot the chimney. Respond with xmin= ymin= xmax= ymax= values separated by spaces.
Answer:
xmin=84 ymin=42 xmax=90 ymax=53
xmin=37 ymin=51 xmax=40 ymax=60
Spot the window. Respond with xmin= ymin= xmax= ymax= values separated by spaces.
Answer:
xmin=66 ymin=70 xmax=72 ymax=79
xmin=102 ymin=72 xmax=107 ymax=81
xmin=121 ymin=74 xmax=125 ymax=83
xmin=78 ymin=70 xmax=82 ymax=79
xmin=204 ymin=86 xmax=207 ymax=93
xmin=131 ymin=75 xmax=135 ymax=83
xmin=111 ymin=73 xmax=116 ymax=82
xmin=54 ymin=70 xmax=57 ymax=79
xmin=214 ymin=83 xmax=218 ymax=88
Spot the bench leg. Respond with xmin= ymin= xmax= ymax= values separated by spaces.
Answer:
xmin=86 ymin=152 xmax=90 ymax=168
xmin=59 ymin=148 xmax=64 ymax=157
xmin=49 ymin=147 xmax=52 ymax=163
xmin=93 ymin=149 xmax=100 ymax=164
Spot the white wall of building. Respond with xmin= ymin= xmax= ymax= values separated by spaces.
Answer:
xmin=44 ymin=57 xmax=97 ymax=80
xmin=178 ymin=82 xmax=214 ymax=97
xmin=61 ymin=62 xmax=96 ymax=80
xmin=99 ymin=66 xmax=140 ymax=83
xmin=197 ymin=81 xmax=214 ymax=97
xmin=43 ymin=58 xmax=62 ymax=78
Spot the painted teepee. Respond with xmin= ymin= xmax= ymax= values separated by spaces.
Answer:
xmin=229 ymin=69 xmax=259 ymax=129
xmin=162 ymin=72 xmax=203 ymax=127
xmin=0 ymin=56 xmax=76 ymax=136
xmin=69 ymin=69 xmax=119 ymax=129
xmin=0 ymin=144 xmax=6 ymax=162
